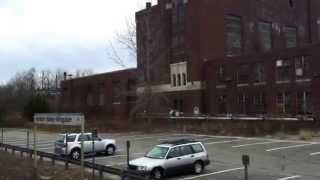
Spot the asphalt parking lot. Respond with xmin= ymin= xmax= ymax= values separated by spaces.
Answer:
xmin=1 ymin=129 xmax=320 ymax=180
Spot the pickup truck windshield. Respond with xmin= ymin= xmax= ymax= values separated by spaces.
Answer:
xmin=145 ymin=146 xmax=169 ymax=159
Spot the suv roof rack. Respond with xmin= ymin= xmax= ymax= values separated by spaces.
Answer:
xmin=160 ymin=139 xmax=197 ymax=145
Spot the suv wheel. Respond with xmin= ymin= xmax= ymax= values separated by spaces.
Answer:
xmin=106 ymin=145 xmax=115 ymax=155
xmin=194 ymin=161 xmax=204 ymax=174
xmin=151 ymin=168 xmax=163 ymax=179
xmin=71 ymin=149 xmax=81 ymax=160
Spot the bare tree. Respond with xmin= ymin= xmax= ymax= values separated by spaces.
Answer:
xmin=74 ymin=69 xmax=94 ymax=78
xmin=107 ymin=18 xmax=137 ymax=68
xmin=108 ymin=5 xmax=172 ymax=121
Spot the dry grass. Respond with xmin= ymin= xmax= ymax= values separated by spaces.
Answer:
xmin=0 ymin=150 xmax=109 ymax=180
xmin=299 ymin=130 xmax=316 ymax=141
xmin=273 ymin=132 xmax=287 ymax=140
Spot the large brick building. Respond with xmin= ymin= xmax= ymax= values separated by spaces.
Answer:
xmin=61 ymin=0 xmax=320 ymax=121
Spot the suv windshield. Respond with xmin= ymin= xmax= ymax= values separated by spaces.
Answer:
xmin=145 ymin=146 xmax=169 ymax=159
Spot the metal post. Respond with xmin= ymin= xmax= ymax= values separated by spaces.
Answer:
xmin=65 ymin=133 xmax=69 ymax=170
xmin=242 ymin=155 xmax=250 ymax=180
xmin=1 ymin=128 xmax=3 ymax=144
xmin=99 ymin=167 xmax=103 ymax=180
xmin=81 ymin=118 xmax=85 ymax=180
xmin=33 ymin=125 xmax=38 ymax=179
xmin=244 ymin=165 xmax=248 ymax=180
xmin=27 ymin=130 xmax=30 ymax=149
xmin=126 ymin=141 xmax=130 ymax=167
xmin=92 ymin=137 xmax=95 ymax=179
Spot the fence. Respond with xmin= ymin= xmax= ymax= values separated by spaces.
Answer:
xmin=0 ymin=143 xmax=147 ymax=180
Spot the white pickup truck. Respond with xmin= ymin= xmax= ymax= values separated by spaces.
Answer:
xmin=54 ymin=133 xmax=116 ymax=160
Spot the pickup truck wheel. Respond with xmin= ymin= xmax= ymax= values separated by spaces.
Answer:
xmin=194 ymin=161 xmax=204 ymax=174
xmin=106 ymin=145 xmax=115 ymax=155
xmin=71 ymin=149 xmax=81 ymax=160
xmin=151 ymin=168 xmax=163 ymax=179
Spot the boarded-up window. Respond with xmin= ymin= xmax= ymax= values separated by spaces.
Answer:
xmin=285 ymin=26 xmax=297 ymax=48
xmin=226 ymin=15 xmax=242 ymax=56
xmin=99 ymin=93 xmax=105 ymax=106
xmin=253 ymin=93 xmax=267 ymax=114
xmin=237 ymin=64 xmax=250 ymax=84
xmin=276 ymin=59 xmax=291 ymax=81
xmin=297 ymin=91 xmax=312 ymax=115
xmin=294 ymin=56 xmax=311 ymax=80
xmin=87 ymin=93 xmax=93 ymax=106
xmin=216 ymin=65 xmax=226 ymax=84
xmin=217 ymin=95 xmax=227 ymax=114
xmin=253 ymin=63 xmax=265 ymax=83
xmin=258 ymin=21 xmax=272 ymax=52
xmin=112 ymin=81 xmax=121 ymax=103
xmin=277 ymin=92 xmax=292 ymax=114
xmin=238 ymin=93 xmax=249 ymax=114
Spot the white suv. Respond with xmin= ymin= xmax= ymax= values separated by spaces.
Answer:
xmin=54 ymin=133 xmax=116 ymax=160
xmin=129 ymin=139 xmax=210 ymax=179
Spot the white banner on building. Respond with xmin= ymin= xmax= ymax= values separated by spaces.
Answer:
xmin=34 ymin=113 xmax=84 ymax=126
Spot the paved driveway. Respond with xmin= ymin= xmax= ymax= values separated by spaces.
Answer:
xmin=2 ymin=129 xmax=320 ymax=180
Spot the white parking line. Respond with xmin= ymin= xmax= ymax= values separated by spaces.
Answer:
xmin=174 ymin=133 xmax=320 ymax=144
xmin=266 ymin=143 xmax=318 ymax=152
xmin=179 ymin=167 xmax=244 ymax=180
xmin=232 ymin=141 xmax=281 ymax=148
xmin=205 ymin=139 xmax=244 ymax=145
xmin=278 ymin=175 xmax=302 ymax=180
xmin=310 ymin=152 xmax=320 ymax=156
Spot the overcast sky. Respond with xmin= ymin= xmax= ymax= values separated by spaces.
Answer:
xmin=0 ymin=0 xmax=157 ymax=83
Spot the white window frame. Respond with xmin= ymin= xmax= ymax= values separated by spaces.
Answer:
xmin=170 ymin=62 xmax=188 ymax=87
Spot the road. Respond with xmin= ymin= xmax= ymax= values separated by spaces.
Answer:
xmin=1 ymin=129 xmax=320 ymax=180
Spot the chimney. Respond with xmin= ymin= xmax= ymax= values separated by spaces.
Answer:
xmin=146 ymin=2 xmax=152 ymax=9
xmin=63 ymin=72 xmax=67 ymax=80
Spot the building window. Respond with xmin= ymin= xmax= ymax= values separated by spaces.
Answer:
xmin=170 ymin=62 xmax=188 ymax=87
xmin=253 ymin=63 xmax=266 ymax=83
xmin=253 ymin=93 xmax=267 ymax=114
xmin=285 ymin=26 xmax=297 ymax=48
xmin=295 ymin=56 xmax=311 ymax=80
xmin=289 ymin=0 xmax=295 ymax=8
xmin=99 ymin=93 xmax=105 ymax=106
xmin=237 ymin=64 xmax=250 ymax=84
xmin=174 ymin=99 xmax=183 ymax=112
xmin=258 ymin=21 xmax=272 ymax=52
xmin=177 ymin=74 xmax=181 ymax=86
xmin=86 ymin=93 xmax=93 ymax=106
xmin=216 ymin=65 xmax=226 ymax=84
xmin=172 ymin=74 xmax=177 ymax=87
xmin=182 ymin=73 xmax=187 ymax=86
xmin=112 ymin=81 xmax=121 ymax=103
xmin=277 ymin=92 xmax=292 ymax=114
xmin=297 ymin=91 xmax=312 ymax=115
xmin=225 ymin=15 xmax=242 ymax=56
xmin=276 ymin=59 xmax=291 ymax=82
xmin=238 ymin=93 xmax=249 ymax=114
xmin=177 ymin=0 xmax=186 ymax=30
xmin=217 ymin=95 xmax=227 ymax=114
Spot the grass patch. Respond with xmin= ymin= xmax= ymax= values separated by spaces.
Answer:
xmin=273 ymin=132 xmax=287 ymax=140
xmin=299 ymin=130 xmax=316 ymax=141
